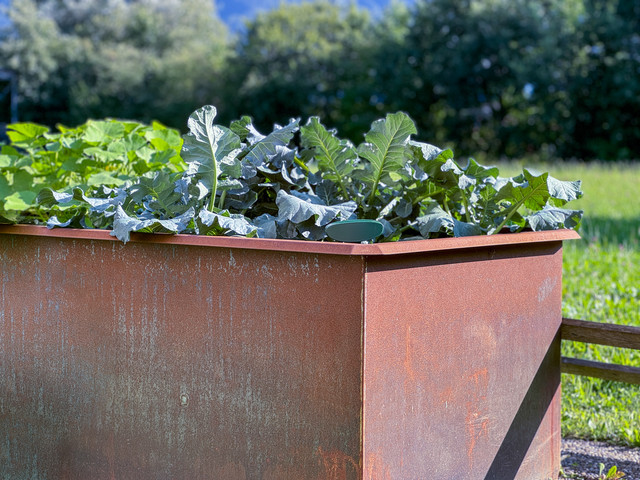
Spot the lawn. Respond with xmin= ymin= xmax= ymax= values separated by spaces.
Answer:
xmin=502 ymin=161 xmax=640 ymax=446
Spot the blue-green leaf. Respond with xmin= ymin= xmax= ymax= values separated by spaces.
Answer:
xmin=253 ymin=213 xmax=277 ymax=238
xmin=243 ymin=119 xmax=300 ymax=166
xmin=181 ymin=105 xmax=242 ymax=202
xmin=111 ymin=205 xmax=195 ymax=243
xmin=36 ymin=188 xmax=74 ymax=206
xmin=409 ymin=140 xmax=443 ymax=162
xmin=276 ymin=189 xmax=356 ymax=227
xmin=414 ymin=204 xmax=454 ymax=236
xmin=547 ymin=176 xmax=583 ymax=205
xmin=453 ymin=219 xmax=483 ymax=237
xmin=527 ymin=206 xmax=583 ymax=231
xmin=357 ymin=112 xmax=417 ymax=204
xmin=198 ymin=209 xmax=257 ymax=236
xmin=496 ymin=169 xmax=550 ymax=211
xmin=229 ymin=115 xmax=254 ymax=142
xmin=72 ymin=187 xmax=127 ymax=213
xmin=301 ymin=116 xmax=356 ymax=199
xmin=458 ymin=158 xmax=500 ymax=189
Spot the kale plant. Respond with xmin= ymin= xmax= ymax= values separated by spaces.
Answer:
xmin=16 ymin=105 xmax=582 ymax=242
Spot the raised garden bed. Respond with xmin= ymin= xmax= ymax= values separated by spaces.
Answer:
xmin=0 ymin=224 xmax=578 ymax=479
xmin=1 ymin=105 xmax=583 ymax=478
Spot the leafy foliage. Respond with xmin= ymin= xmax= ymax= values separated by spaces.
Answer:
xmin=2 ymin=106 xmax=583 ymax=243
xmin=2 ymin=0 xmax=638 ymax=159
xmin=0 ymin=0 xmax=230 ymax=128
xmin=220 ymin=0 xmax=378 ymax=138
xmin=0 ymin=119 xmax=184 ymax=223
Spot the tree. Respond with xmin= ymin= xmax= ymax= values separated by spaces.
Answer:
xmin=397 ymin=0 xmax=572 ymax=157
xmin=396 ymin=0 xmax=640 ymax=159
xmin=0 ymin=0 xmax=231 ymax=128
xmin=559 ymin=0 xmax=640 ymax=159
xmin=222 ymin=0 xmax=376 ymax=139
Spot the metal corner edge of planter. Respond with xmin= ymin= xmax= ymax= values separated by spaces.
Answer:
xmin=0 ymin=225 xmax=578 ymax=479
xmin=0 ymin=223 xmax=580 ymax=255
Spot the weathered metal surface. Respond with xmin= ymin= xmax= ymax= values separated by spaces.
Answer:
xmin=0 ymin=234 xmax=364 ymax=479
xmin=0 ymin=224 xmax=579 ymax=256
xmin=0 ymin=227 xmax=573 ymax=479
xmin=362 ymin=243 xmax=564 ymax=479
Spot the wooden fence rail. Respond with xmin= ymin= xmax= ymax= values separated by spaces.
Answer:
xmin=560 ymin=317 xmax=640 ymax=385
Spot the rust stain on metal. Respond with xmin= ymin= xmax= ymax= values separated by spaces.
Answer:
xmin=364 ymin=453 xmax=392 ymax=480
xmin=0 ymin=233 xmax=363 ymax=479
xmin=315 ymin=447 xmax=359 ymax=480
xmin=403 ymin=324 xmax=417 ymax=383
xmin=465 ymin=368 xmax=490 ymax=470
xmin=538 ymin=276 xmax=558 ymax=303
xmin=215 ymin=462 xmax=247 ymax=479
xmin=261 ymin=462 xmax=306 ymax=479
xmin=0 ymin=228 xmax=574 ymax=479
xmin=362 ymin=241 xmax=566 ymax=479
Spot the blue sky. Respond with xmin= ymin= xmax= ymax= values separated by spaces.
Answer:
xmin=221 ymin=0 xmax=416 ymax=31
xmin=0 ymin=0 xmax=9 ymax=28
xmin=217 ymin=0 xmax=407 ymax=30
xmin=0 ymin=0 xmax=412 ymax=32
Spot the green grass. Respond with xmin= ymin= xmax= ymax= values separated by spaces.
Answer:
xmin=562 ymin=242 xmax=640 ymax=446
xmin=500 ymin=160 xmax=640 ymax=446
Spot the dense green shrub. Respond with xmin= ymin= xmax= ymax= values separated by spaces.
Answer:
xmin=0 ymin=0 xmax=229 ymax=128
xmin=1 ymin=0 xmax=638 ymax=160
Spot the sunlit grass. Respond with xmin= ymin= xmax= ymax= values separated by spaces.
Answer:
xmin=562 ymin=241 xmax=640 ymax=446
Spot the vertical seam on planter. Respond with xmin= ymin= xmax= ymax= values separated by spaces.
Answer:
xmin=360 ymin=254 xmax=366 ymax=478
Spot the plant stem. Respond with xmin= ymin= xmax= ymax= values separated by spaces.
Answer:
xmin=442 ymin=198 xmax=451 ymax=215
xmin=217 ymin=189 xmax=227 ymax=210
xmin=396 ymin=223 xmax=414 ymax=234
xmin=294 ymin=157 xmax=310 ymax=172
xmin=493 ymin=205 xmax=519 ymax=234
xmin=378 ymin=223 xmax=415 ymax=242
xmin=461 ymin=194 xmax=472 ymax=223
xmin=492 ymin=180 xmax=548 ymax=234
xmin=208 ymin=156 xmax=219 ymax=212
xmin=412 ymin=187 xmax=446 ymax=205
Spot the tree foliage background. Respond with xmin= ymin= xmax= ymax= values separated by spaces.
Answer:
xmin=1 ymin=0 xmax=639 ymax=160
xmin=0 ymin=0 xmax=229 ymax=127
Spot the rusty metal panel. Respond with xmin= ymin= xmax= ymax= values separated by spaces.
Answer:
xmin=362 ymin=243 xmax=564 ymax=480
xmin=0 ymin=234 xmax=364 ymax=479
xmin=1 ymin=226 xmax=573 ymax=480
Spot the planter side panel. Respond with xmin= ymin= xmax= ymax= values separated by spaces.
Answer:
xmin=362 ymin=243 xmax=563 ymax=480
xmin=0 ymin=235 xmax=364 ymax=480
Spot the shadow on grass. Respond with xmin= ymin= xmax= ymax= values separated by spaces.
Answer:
xmin=577 ymin=217 xmax=639 ymax=247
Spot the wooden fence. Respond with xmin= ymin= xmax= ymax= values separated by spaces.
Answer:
xmin=560 ymin=317 xmax=640 ymax=385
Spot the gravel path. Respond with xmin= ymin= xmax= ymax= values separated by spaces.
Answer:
xmin=562 ymin=438 xmax=640 ymax=479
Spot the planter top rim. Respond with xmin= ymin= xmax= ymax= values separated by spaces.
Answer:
xmin=0 ymin=224 xmax=579 ymax=256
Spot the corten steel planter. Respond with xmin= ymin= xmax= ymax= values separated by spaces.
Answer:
xmin=0 ymin=225 xmax=578 ymax=480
